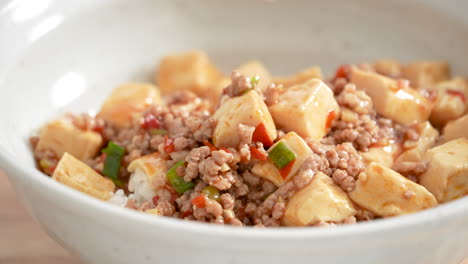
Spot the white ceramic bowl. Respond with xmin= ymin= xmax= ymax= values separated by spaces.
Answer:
xmin=1 ymin=0 xmax=468 ymax=263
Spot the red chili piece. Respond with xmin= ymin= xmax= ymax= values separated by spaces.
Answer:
xmin=447 ymin=89 xmax=466 ymax=103
xmin=152 ymin=195 xmax=160 ymax=206
xmin=141 ymin=112 xmax=161 ymax=129
xmin=163 ymin=136 xmax=175 ymax=153
xmin=191 ymin=194 xmax=206 ymax=208
xmin=325 ymin=110 xmax=336 ymax=131
xmin=203 ymin=140 xmax=217 ymax=151
xmin=252 ymin=123 xmax=273 ymax=147
xmin=279 ymin=159 xmax=296 ymax=179
xmin=334 ymin=64 xmax=351 ymax=80
xmin=250 ymin=146 xmax=267 ymax=160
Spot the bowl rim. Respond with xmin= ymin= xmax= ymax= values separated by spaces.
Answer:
xmin=1 ymin=148 xmax=468 ymax=241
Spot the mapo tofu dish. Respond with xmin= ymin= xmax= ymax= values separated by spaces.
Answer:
xmin=30 ymin=51 xmax=468 ymax=227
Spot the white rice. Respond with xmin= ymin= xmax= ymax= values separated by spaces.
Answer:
xmin=108 ymin=189 xmax=131 ymax=207
xmin=128 ymin=168 xmax=156 ymax=205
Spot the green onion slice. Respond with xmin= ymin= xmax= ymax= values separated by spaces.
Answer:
xmin=167 ymin=161 xmax=194 ymax=194
xmin=250 ymin=75 xmax=260 ymax=88
xmin=150 ymin=129 xmax=168 ymax=135
xmin=268 ymin=141 xmax=296 ymax=169
xmin=201 ymin=186 xmax=220 ymax=201
xmin=102 ymin=141 xmax=125 ymax=187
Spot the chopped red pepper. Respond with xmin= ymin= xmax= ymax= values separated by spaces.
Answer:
xmin=152 ymin=195 xmax=160 ymax=206
xmin=250 ymin=146 xmax=267 ymax=160
xmin=334 ymin=64 xmax=351 ymax=80
xmin=279 ymin=159 xmax=295 ymax=179
xmin=252 ymin=123 xmax=273 ymax=147
xmin=447 ymin=89 xmax=466 ymax=103
xmin=163 ymin=136 xmax=175 ymax=153
xmin=325 ymin=110 xmax=336 ymax=130
xmin=141 ymin=112 xmax=161 ymax=129
xmin=203 ymin=140 xmax=217 ymax=151
xmin=181 ymin=210 xmax=193 ymax=218
xmin=191 ymin=194 xmax=206 ymax=208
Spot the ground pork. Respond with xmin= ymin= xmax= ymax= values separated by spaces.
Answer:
xmin=223 ymin=72 xmax=253 ymax=97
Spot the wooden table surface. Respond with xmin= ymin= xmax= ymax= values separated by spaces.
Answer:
xmin=0 ymin=171 xmax=81 ymax=264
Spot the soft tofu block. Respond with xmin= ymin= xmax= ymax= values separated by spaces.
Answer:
xmin=128 ymin=152 xmax=168 ymax=189
xmin=443 ymin=114 xmax=468 ymax=141
xmin=361 ymin=142 xmax=400 ymax=168
xmin=373 ymin=60 xmax=402 ymax=78
xmin=273 ymin=66 xmax=323 ymax=88
xmin=349 ymin=162 xmax=437 ymax=217
xmin=429 ymin=78 xmax=467 ymax=127
xmin=97 ymin=82 xmax=161 ymax=128
xmin=212 ymin=90 xmax=276 ymax=148
xmin=403 ymin=61 xmax=450 ymax=89
xmin=252 ymin=132 xmax=312 ymax=186
xmin=36 ymin=119 xmax=103 ymax=161
xmin=268 ymin=79 xmax=340 ymax=141
xmin=156 ymin=50 xmax=222 ymax=96
xmin=53 ymin=153 xmax=115 ymax=200
xmin=351 ymin=68 xmax=432 ymax=125
xmin=282 ymin=172 xmax=356 ymax=226
xmin=420 ymin=138 xmax=468 ymax=203
xmin=396 ymin=121 xmax=439 ymax=163
xmin=235 ymin=60 xmax=272 ymax=92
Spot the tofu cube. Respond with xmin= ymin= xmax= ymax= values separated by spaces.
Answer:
xmin=53 ymin=153 xmax=115 ymax=200
xmin=127 ymin=152 xmax=168 ymax=189
xmin=429 ymin=78 xmax=467 ymax=127
xmin=97 ymin=83 xmax=161 ymax=128
xmin=36 ymin=119 xmax=103 ymax=161
xmin=419 ymin=138 xmax=468 ymax=203
xmin=252 ymin=132 xmax=312 ymax=186
xmin=235 ymin=60 xmax=272 ymax=92
xmin=156 ymin=50 xmax=222 ymax=96
xmin=373 ymin=60 xmax=402 ymax=78
xmin=212 ymin=90 xmax=276 ymax=148
xmin=361 ymin=142 xmax=401 ymax=168
xmin=351 ymin=68 xmax=432 ymax=125
xmin=268 ymin=79 xmax=340 ymax=141
xmin=443 ymin=114 xmax=468 ymax=141
xmin=349 ymin=162 xmax=437 ymax=217
xmin=402 ymin=61 xmax=450 ymax=88
xmin=273 ymin=66 xmax=323 ymax=88
xmin=282 ymin=172 xmax=356 ymax=226
xmin=396 ymin=121 xmax=439 ymax=163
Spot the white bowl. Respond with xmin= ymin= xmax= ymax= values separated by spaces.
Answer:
xmin=1 ymin=0 xmax=468 ymax=263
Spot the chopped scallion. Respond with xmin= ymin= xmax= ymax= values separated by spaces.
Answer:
xmin=268 ymin=141 xmax=296 ymax=169
xmin=167 ymin=161 xmax=194 ymax=194
xmin=250 ymin=75 xmax=260 ymax=87
xmin=202 ymin=186 xmax=220 ymax=201
xmin=102 ymin=141 xmax=125 ymax=187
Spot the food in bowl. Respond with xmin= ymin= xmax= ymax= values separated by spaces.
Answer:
xmin=30 ymin=51 xmax=468 ymax=227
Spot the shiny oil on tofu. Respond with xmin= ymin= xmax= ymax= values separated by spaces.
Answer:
xmin=156 ymin=50 xmax=222 ymax=96
xmin=212 ymin=90 xmax=276 ymax=148
xmin=128 ymin=152 xmax=168 ymax=189
xmin=351 ymin=68 xmax=432 ymax=125
xmin=53 ymin=153 xmax=115 ymax=200
xmin=443 ymin=114 xmax=468 ymax=141
xmin=268 ymin=79 xmax=340 ymax=141
xmin=349 ymin=162 xmax=437 ymax=217
xmin=429 ymin=78 xmax=467 ymax=127
xmin=361 ymin=142 xmax=401 ymax=168
xmin=252 ymin=132 xmax=311 ymax=186
xmin=396 ymin=121 xmax=439 ymax=163
xmin=373 ymin=60 xmax=402 ymax=78
xmin=402 ymin=61 xmax=450 ymax=89
xmin=97 ymin=83 xmax=161 ymax=128
xmin=419 ymin=138 xmax=468 ymax=203
xmin=36 ymin=119 xmax=102 ymax=161
xmin=282 ymin=172 xmax=356 ymax=226
xmin=235 ymin=60 xmax=272 ymax=92
xmin=273 ymin=66 xmax=323 ymax=88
